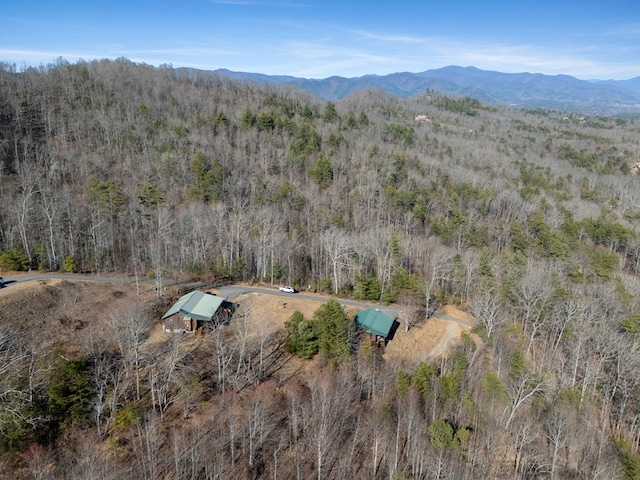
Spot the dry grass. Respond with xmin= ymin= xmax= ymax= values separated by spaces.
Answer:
xmin=0 ymin=278 xmax=160 ymax=355
xmin=440 ymin=304 xmax=476 ymax=324
xmin=383 ymin=305 xmax=475 ymax=369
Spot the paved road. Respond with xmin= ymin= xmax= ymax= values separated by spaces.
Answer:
xmin=213 ymin=284 xmax=401 ymax=318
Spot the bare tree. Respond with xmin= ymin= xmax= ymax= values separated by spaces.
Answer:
xmin=398 ymin=289 xmax=421 ymax=332
xmin=417 ymin=241 xmax=452 ymax=323
xmin=90 ymin=338 xmax=123 ymax=437
xmin=512 ymin=419 xmax=539 ymax=477
xmin=210 ymin=321 xmax=234 ymax=394
xmin=39 ymin=185 xmax=61 ymax=270
xmin=147 ymin=206 xmax=175 ymax=296
xmin=321 ymin=228 xmax=354 ymax=294
xmin=470 ymin=291 xmax=505 ymax=339
xmin=545 ymin=409 xmax=569 ymax=480
xmin=148 ymin=335 xmax=185 ymax=418
xmin=503 ymin=371 xmax=546 ymax=429
xmin=15 ymin=158 xmax=39 ymax=268
xmin=233 ymin=302 xmax=252 ymax=386
xmin=108 ymin=302 xmax=152 ymax=400
xmin=515 ymin=263 xmax=554 ymax=356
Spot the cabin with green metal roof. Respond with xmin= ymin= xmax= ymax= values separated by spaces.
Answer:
xmin=355 ymin=308 xmax=396 ymax=344
xmin=161 ymin=290 xmax=230 ymax=333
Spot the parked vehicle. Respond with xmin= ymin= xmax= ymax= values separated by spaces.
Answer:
xmin=279 ymin=286 xmax=295 ymax=293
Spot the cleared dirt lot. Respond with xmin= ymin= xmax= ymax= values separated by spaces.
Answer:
xmin=0 ymin=278 xmax=162 ymax=355
xmin=209 ymin=289 xmax=476 ymax=366
xmin=0 ymin=277 xmax=475 ymax=363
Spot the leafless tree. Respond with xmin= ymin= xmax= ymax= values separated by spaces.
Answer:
xmin=108 ymin=302 xmax=152 ymax=400
xmin=321 ymin=228 xmax=354 ymax=294
xmin=545 ymin=409 xmax=569 ymax=480
xmin=470 ymin=291 xmax=505 ymax=339
xmin=503 ymin=371 xmax=546 ymax=429
xmin=515 ymin=263 xmax=554 ymax=356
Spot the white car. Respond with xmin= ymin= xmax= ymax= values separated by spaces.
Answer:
xmin=279 ymin=286 xmax=295 ymax=293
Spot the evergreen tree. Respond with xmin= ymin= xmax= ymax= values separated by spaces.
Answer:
xmin=188 ymin=151 xmax=219 ymax=203
xmin=323 ymin=101 xmax=338 ymax=122
xmin=314 ymin=299 xmax=352 ymax=361
xmin=413 ymin=361 xmax=435 ymax=395
xmin=285 ymin=311 xmax=318 ymax=359
xmin=310 ymin=155 xmax=333 ymax=189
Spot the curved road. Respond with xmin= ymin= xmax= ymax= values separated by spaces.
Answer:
xmin=0 ymin=272 xmax=474 ymax=328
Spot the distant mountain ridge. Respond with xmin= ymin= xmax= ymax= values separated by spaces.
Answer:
xmin=205 ymin=65 xmax=640 ymax=114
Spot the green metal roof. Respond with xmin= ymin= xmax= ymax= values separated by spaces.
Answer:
xmin=355 ymin=308 xmax=395 ymax=338
xmin=161 ymin=290 xmax=225 ymax=321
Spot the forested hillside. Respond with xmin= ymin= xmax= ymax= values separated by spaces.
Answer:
xmin=2 ymin=58 xmax=640 ymax=478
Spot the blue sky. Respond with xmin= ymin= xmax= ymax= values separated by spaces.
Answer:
xmin=2 ymin=0 xmax=640 ymax=80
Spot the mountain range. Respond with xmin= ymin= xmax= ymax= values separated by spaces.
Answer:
xmin=201 ymin=65 xmax=640 ymax=115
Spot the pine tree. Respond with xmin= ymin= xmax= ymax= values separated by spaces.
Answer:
xmin=285 ymin=311 xmax=318 ymax=359
xmin=314 ymin=299 xmax=352 ymax=361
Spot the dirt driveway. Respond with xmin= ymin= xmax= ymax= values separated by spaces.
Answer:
xmin=218 ymin=289 xmax=476 ymax=367
xmin=382 ymin=305 xmax=476 ymax=367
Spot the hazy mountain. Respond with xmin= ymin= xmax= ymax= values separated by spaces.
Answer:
xmin=208 ymin=65 xmax=640 ymax=114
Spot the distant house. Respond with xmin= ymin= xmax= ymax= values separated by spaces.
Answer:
xmin=161 ymin=290 xmax=232 ymax=333
xmin=355 ymin=308 xmax=396 ymax=345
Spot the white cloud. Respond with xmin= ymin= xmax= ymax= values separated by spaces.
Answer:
xmin=352 ymin=30 xmax=427 ymax=45
xmin=0 ymin=49 xmax=95 ymax=64
xmin=602 ymin=22 xmax=640 ymax=38
xmin=3 ymin=18 xmax=639 ymax=81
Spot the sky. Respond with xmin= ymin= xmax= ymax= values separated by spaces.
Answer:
xmin=2 ymin=0 xmax=640 ymax=80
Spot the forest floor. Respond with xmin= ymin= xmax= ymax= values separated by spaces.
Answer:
xmin=0 ymin=277 xmax=475 ymax=365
